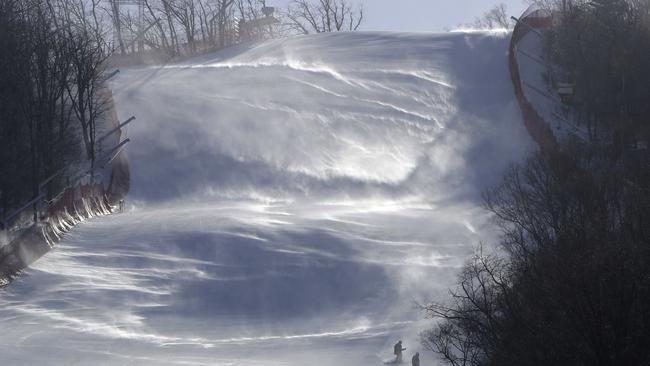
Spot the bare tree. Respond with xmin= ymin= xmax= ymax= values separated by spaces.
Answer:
xmin=0 ymin=0 xmax=110 ymax=218
xmin=285 ymin=0 xmax=363 ymax=34
xmin=160 ymin=0 xmax=181 ymax=55
xmin=109 ymin=0 xmax=127 ymax=55
xmin=422 ymin=138 xmax=650 ymax=366
xmin=236 ymin=0 xmax=264 ymax=23
xmin=168 ymin=0 xmax=198 ymax=53
xmin=142 ymin=0 xmax=171 ymax=53
xmin=467 ymin=3 xmax=514 ymax=30
xmin=64 ymin=25 xmax=111 ymax=178
xmin=421 ymin=248 xmax=506 ymax=366
xmin=214 ymin=0 xmax=234 ymax=48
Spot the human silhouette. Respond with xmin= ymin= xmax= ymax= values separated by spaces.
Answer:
xmin=394 ymin=340 xmax=406 ymax=362
xmin=411 ymin=352 xmax=420 ymax=366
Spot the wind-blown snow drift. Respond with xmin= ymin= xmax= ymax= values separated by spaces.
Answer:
xmin=0 ymin=31 xmax=532 ymax=365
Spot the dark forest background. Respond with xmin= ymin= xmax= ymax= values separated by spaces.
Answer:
xmin=422 ymin=1 xmax=650 ymax=365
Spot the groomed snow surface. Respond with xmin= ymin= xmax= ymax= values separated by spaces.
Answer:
xmin=0 ymin=31 xmax=533 ymax=365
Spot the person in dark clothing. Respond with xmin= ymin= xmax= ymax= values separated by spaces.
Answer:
xmin=394 ymin=340 xmax=406 ymax=362
xmin=411 ymin=352 xmax=420 ymax=366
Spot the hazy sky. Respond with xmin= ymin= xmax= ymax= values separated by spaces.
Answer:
xmin=272 ymin=0 xmax=531 ymax=32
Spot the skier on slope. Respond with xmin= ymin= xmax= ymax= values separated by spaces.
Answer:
xmin=411 ymin=352 xmax=420 ymax=366
xmin=394 ymin=340 xmax=406 ymax=362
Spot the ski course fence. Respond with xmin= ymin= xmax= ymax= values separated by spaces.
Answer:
xmin=509 ymin=6 xmax=559 ymax=154
xmin=0 ymin=87 xmax=130 ymax=286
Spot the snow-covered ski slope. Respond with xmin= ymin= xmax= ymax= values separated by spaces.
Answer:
xmin=0 ymin=31 xmax=533 ymax=365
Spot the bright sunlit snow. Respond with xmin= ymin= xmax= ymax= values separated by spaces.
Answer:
xmin=0 ymin=31 xmax=532 ymax=365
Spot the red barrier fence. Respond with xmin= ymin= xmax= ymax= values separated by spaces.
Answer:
xmin=47 ymin=183 xmax=107 ymax=218
xmin=509 ymin=9 xmax=559 ymax=154
xmin=45 ymin=85 xmax=129 ymax=222
xmin=1 ymin=82 xmax=130 ymax=286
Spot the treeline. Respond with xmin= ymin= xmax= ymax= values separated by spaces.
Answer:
xmin=106 ymin=0 xmax=363 ymax=60
xmin=422 ymin=1 xmax=650 ymax=365
xmin=0 ymin=0 xmax=110 ymax=223
xmin=463 ymin=3 xmax=516 ymax=30
xmin=546 ymin=0 xmax=650 ymax=141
